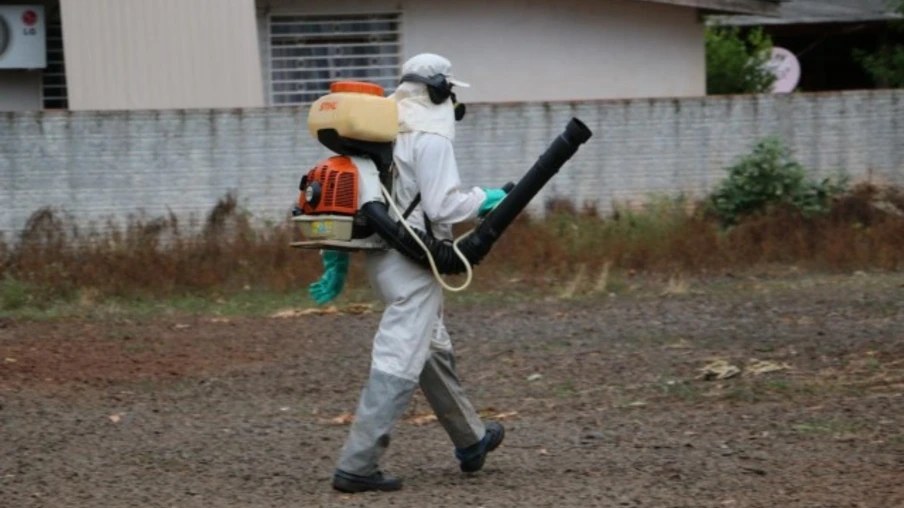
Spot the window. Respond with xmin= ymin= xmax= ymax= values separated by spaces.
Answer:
xmin=42 ymin=16 xmax=68 ymax=109
xmin=268 ymin=12 xmax=402 ymax=105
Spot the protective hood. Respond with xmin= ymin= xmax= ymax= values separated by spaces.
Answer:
xmin=390 ymin=82 xmax=457 ymax=141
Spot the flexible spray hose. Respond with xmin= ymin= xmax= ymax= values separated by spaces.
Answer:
xmin=379 ymin=183 xmax=479 ymax=292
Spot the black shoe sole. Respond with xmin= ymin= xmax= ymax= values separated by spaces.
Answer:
xmin=332 ymin=474 xmax=403 ymax=493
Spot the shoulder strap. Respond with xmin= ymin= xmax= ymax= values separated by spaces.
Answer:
xmin=402 ymin=194 xmax=421 ymax=220
xmin=389 ymin=163 xmax=433 ymax=238
xmin=399 ymin=193 xmax=434 ymax=239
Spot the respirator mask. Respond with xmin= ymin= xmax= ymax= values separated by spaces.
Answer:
xmin=399 ymin=73 xmax=467 ymax=122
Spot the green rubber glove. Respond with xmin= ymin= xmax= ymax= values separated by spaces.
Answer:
xmin=478 ymin=188 xmax=508 ymax=217
xmin=308 ymin=250 xmax=350 ymax=306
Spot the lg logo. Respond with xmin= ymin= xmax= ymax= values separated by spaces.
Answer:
xmin=22 ymin=9 xmax=38 ymax=26
xmin=22 ymin=9 xmax=39 ymax=36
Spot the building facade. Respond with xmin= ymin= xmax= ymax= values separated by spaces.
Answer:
xmin=0 ymin=0 xmax=779 ymax=111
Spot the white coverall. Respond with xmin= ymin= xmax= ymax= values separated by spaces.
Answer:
xmin=336 ymin=79 xmax=490 ymax=476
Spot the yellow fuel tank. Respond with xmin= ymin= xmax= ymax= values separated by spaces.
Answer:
xmin=307 ymin=82 xmax=398 ymax=144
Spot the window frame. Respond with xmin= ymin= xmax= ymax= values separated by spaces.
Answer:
xmin=265 ymin=10 xmax=404 ymax=106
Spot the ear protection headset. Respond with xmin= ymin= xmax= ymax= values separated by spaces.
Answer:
xmin=399 ymin=73 xmax=454 ymax=105
xmin=399 ymin=73 xmax=467 ymax=121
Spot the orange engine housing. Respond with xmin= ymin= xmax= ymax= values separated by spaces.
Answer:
xmin=297 ymin=156 xmax=360 ymax=216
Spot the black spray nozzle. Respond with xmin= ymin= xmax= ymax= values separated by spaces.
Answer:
xmin=476 ymin=117 xmax=593 ymax=243
xmin=565 ymin=117 xmax=593 ymax=145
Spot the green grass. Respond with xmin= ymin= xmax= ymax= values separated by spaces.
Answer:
xmin=866 ymin=357 xmax=882 ymax=373
xmin=2 ymin=263 xmax=903 ymax=323
xmin=792 ymin=419 xmax=863 ymax=436
xmin=721 ymin=386 xmax=764 ymax=403
xmin=633 ymin=374 xmax=873 ymax=407
xmin=554 ymin=380 xmax=578 ymax=398
xmin=0 ymin=289 xmax=317 ymax=321
xmin=1 ymin=277 xmax=34 ymax=311
xmin=764 ymin=379 xmax=792 ymax=392
xmin=657 ymin=380 xmax=701 ymax=401
xmin=0 ymin=283 xmax=557 ymax=322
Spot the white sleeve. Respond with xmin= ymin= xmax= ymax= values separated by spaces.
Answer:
xmin=415 ymin=134 xmax=487 ymax=225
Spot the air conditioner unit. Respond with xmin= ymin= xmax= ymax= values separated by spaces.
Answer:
xmin=0 ymin=5 xmax=46 ymax=69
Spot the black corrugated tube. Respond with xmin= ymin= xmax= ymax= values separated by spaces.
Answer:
xmin=362 ymin=117 xmax=593 ymax=275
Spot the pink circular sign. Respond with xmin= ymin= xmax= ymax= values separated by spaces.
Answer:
xmin=768 ymin=47 xmax=801 ymax=94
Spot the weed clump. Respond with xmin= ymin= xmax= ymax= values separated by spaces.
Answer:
xmin=708 ymin=137 xmax=849 ymax=226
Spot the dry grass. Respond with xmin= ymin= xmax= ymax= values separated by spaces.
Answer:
xmin=2 ymin=183 xmax=903 ymax=309
xmin=489 ymin=183 xmax=904 ymax=276
xmin=0 ymin=193 xmax=329 ymax=307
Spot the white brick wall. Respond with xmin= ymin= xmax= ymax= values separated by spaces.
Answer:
xmin=1 ymin=90 xmax=902 ymax=237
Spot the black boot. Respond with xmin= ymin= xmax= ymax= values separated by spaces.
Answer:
xmin=332 ymin=469 xmax=403 ymax=493
xmin=455 ymin=422 xmax=506 ymax=473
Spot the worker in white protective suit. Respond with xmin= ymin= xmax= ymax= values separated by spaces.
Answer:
xmin=308 ymin=53 xmax=509 ymax=494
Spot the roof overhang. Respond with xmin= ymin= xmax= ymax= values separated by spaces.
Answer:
xmin=709 ymin=0 xmax=902 ymax=27
xmin=632 ymin=0 xmax=784 ymax=16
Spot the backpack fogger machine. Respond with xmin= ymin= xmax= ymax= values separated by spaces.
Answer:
xmin=291 ymin=81 xmax=593 ymax=290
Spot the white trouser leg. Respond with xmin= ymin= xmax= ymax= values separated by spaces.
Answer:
xmin=336 ymin=250 xmax=443 ymax=475
xmin=335 ymin=369 xmax=418 ymax=476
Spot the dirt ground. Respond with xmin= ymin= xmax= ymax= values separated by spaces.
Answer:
xmin=2 ymin=273 xmax=903 ymax=508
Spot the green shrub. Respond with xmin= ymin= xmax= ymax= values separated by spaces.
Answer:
xmin=708 ymin=138 xmax=848 ymax=226
xmin=1 ymin=277 xmax=31 ymax=310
